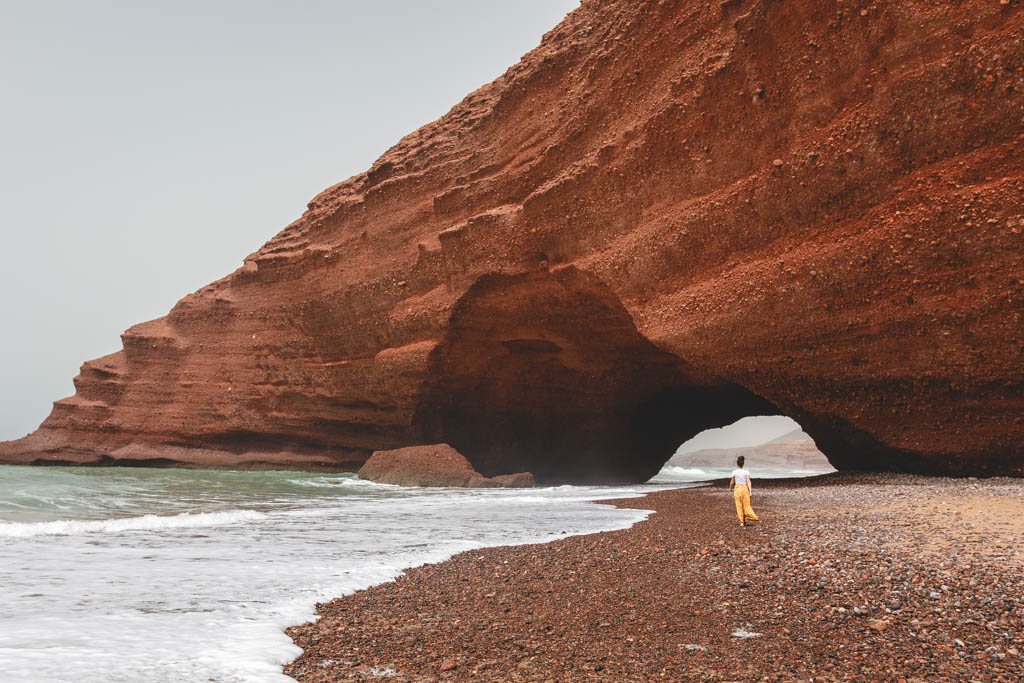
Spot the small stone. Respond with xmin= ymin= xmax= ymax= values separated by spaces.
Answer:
xmin=731 ymin=628 xmax=762 ymax=639
xmin=439 ymin=658 xmax=457 ymax=672
xmin=772 ymin=158 xmax=784 ymax=167
xmin=867 ymin=619 xmax=890 ymax=632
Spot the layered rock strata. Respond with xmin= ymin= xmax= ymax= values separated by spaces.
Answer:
xmin=2 ymin=0 xmax=1022 ymax=480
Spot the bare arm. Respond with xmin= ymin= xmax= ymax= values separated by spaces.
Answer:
xmin=729 ymin=475 xmax=735 ymax=491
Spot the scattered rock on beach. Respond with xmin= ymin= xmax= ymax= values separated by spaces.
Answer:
xmin=357 ymin=444 xmax=535 ymax=488
xmin=867 ymin=618 xmax=890 ymax=632
xmin=286 ymin=474 xmax=1024 ymax=682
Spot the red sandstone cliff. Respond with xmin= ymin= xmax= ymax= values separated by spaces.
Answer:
xmin=2 ymin=0 xmax=1022 ymax=481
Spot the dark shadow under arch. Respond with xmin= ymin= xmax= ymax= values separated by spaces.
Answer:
xmin=413 ymin=267 xmax=794 ymax=484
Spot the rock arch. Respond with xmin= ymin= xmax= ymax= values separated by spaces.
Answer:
xmin=2 ymin=0 xmax=1021 ymax=478
xmin=414 ymin=267 xmax=785 ymax=484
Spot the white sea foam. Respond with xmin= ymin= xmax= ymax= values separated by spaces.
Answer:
xmin=652 ymin=464 xmax=832 ymax=482
xmin=658 ymin=466 xmax=712 ymax=478
xmin=0 ymin=509 xmax=266 ymax=537
xmin=0 ymin=467 xmax=676 ymax=682
xmin=285 ymin=476 xmax=401 ymax=489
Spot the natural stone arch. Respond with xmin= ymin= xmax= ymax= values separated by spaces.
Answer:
xmin=414 ymin=267 xmax=788 ymax=484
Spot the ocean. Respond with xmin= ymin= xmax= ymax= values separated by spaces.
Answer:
xmin=0 ymin=463 xmax=822 ymax=682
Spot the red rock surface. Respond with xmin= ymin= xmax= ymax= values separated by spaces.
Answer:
xmin=357 ymin=444 xmax=534 ymax=488
xmin=2 ymin=0 xmax=1022 ymax=479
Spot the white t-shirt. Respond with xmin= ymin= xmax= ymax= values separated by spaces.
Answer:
xmin=732 ymin=468 xmax=751 ymax=486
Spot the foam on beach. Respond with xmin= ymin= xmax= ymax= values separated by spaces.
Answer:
xmin=0 ymin=509 xmax=267 ymax=537
xmin=0 ymin=467 xmax=682 ymax=682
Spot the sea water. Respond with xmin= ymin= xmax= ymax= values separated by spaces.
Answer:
xmin=655 ymin=464 xmax=833 ymax=482
xmin=0 ymin=465 xmax=714 ymax=683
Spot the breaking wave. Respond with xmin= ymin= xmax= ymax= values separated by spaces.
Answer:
xmin=0 ymin=509 xmax=266 ymax=538
xmin=658 ymin=466 xmax=714 ymax=478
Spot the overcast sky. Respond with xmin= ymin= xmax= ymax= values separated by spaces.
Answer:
xmin=0 ymin=0 xmax=580 ymax=440
xmin=1 ymin=0 xmax=793 ymax=451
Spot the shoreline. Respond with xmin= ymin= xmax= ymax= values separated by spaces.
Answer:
xmin=285 ymin=473 xmax=1023 ymax=681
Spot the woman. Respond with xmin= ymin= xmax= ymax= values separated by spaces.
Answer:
xmin=729 ymin=455 xmax=759 ymax=527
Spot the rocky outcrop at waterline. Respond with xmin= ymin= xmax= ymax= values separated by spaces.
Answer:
xmin=2 ymin=0 xmax=1022 ymax=481
xmin=357 ymin=444 xmax=534 ymax=488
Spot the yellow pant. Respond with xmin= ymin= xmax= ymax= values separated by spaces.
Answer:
xmin=733 ymin=484 xmax=758 ymax=524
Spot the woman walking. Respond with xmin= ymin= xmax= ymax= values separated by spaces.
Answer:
xmin=729 ymin=455 xmax=758 ymax=526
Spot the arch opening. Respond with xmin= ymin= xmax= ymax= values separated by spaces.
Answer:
xmin=414 ymin=267 xmax=826 ymax=485
xmin=654 ymin=415 xmax=835 ymax=483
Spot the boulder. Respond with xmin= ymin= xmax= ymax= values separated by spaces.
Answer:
xmin=358 ymin=444 xmax=534 ymax=488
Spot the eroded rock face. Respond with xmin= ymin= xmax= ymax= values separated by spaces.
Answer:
xmin=413 ymin=267 xmax=778 ymax=483
xmin=1 ymin=0 xmax=1022 ymax=480
xmin=357 ymin=444 xmax=534 ymax=488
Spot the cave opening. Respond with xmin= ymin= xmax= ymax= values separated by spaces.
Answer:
xmin=414 ymin=267 xmax=824 ymax=485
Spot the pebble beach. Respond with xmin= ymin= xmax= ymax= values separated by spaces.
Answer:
xmin=286 ymin=474 xmax=1024 ymax=681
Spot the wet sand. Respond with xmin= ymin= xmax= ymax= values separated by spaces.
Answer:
xmin=285 ymin=474 xmax=1023 ymax=681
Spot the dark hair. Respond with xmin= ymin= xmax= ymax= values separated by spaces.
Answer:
xmin=737 ymin=455 xmax=745 ymax=468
